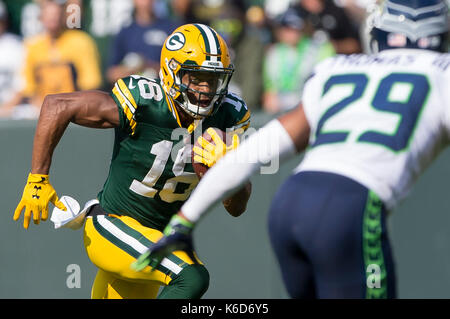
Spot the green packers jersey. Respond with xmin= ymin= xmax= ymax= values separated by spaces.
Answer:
xmin=98 ymin=75 xmax=250 ymax=230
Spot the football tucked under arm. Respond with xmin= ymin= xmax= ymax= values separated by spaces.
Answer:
xmin=191 ymin=127 xmax=223 ymax=178
xmin=191 ymin=127 xmax=249 ymax=216
xmin=191 ymin=127 xmax=239 ymax=178
xmin=183 ymin=119 xmax=297 ymax=223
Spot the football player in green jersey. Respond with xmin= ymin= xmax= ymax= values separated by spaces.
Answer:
xmin=13 ymin=23 xmax=252 ymax=299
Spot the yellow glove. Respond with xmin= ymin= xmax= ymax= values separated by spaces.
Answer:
xmin=193 ymin=128 xmax=240 ymax=167
xmin=14 ymin=173 xmax=66 ymax=229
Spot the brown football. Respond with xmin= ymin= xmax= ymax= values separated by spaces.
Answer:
xmin=191 ymin=127 xmax=227 ymax=179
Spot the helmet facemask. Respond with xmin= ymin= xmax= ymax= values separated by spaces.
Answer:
xmin=166 ymin=58 xmax=234 ymax=119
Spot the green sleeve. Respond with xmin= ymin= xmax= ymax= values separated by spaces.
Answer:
xmin=220 ymin=93 xmax=251 ymax=134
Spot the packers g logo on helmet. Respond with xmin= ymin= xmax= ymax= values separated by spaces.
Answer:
xmin=160 ymin=24 xmax=234 ymax=120
xmin=166 ymin=32 xmax=186 ymax=51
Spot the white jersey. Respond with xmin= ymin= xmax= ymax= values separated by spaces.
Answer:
xmin=296 ymin=49 xmax=450 ymax=210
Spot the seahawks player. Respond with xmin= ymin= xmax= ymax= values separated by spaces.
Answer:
xmin=13 ymin=24 xmax=251 ymax=299
xmin=147 ymin=0 xmax=450 ymax=298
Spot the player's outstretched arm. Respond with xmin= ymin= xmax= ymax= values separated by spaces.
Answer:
xmin=133 ymin=104 xmax=311 ymax=267
xmin=182 ymin=103 xmax=310 ymax=224
xmin=14 ymin=91 xmax=119 ymax=229
xmin=277 ymin=102 xmax=311 ymax=152
xmin=218 ymin=101 xmax=310 ymax=217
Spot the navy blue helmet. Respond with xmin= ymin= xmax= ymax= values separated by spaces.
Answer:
xmin=365 ymin=0 xmax=449 ymax=53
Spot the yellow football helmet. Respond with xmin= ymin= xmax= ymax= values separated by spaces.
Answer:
xmin=160 ymin=23 xmax=234 ymax=119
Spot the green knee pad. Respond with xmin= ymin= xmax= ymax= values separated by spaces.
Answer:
xmin=157 ymin=264 xmax=210 ymax=299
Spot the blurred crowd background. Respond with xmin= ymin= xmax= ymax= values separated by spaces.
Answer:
xmin=0 ymin=0 xmax=444 ymax=120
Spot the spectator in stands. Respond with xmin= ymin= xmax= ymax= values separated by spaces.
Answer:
xmin=293 ymin=0 xmax=362 ymax=54
xmin=262 ymin=8 xmax=335 ymax=114
xmin=245 ymin=4 xmax=272 ymax=46
xmin=210 ymin=0 xmax=266 ymax=111
xmin=0 ymin=1 xmax=25 ymax=118
xmin=79 ymin=0 xmax=134 ymax=90
xmin=6 ymin=0 xmax=43 ymax=39
xmin=106 ymin=0 xmax=179 ymax=84
xmin=169 ymin=0 xmax=198 ymax=24
xmin=0 ymin=0 xmax=101 ymax=119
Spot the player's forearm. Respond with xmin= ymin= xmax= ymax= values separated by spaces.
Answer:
xmin=222 ymin=182 xmax=252 ymax=217
xmin=30 ymin=91 xmax=119 ymax=174
xmin=31 ymin=95 xmax=73 ymax=174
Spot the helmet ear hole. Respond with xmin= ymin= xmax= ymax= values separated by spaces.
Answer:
xmin=169 ymin=59 xmax=178 ymax=71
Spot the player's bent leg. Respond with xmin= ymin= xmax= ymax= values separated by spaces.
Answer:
xmin=157 ymin=264 xmax=209 ymax=299
xmin=83 ymin=213 xmax=208 ymax=299
xmin=91 ymin=269 xmax=159 ymax=299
